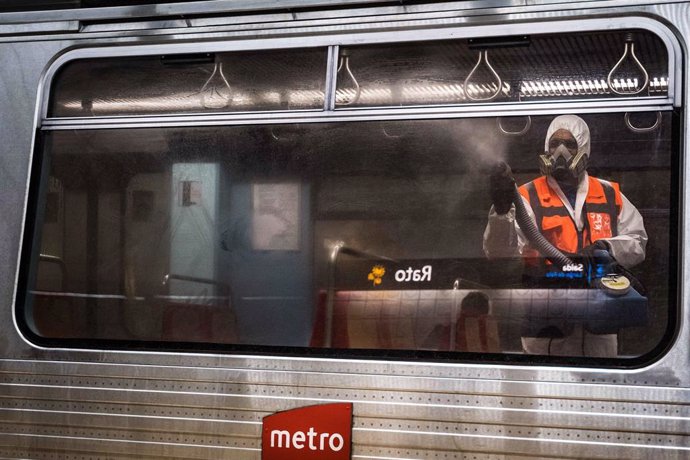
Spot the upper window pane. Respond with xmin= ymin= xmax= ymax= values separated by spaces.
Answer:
xmin=335 ymin=30 xmax=669 ymax=107
xmin=49 ymin=48 xmax=328 ymax=117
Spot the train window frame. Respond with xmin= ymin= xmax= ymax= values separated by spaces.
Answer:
xmin=15 ymin=15 xmax=683 ymax=369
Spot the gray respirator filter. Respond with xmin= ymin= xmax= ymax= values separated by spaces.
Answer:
xmin=539 ymin=146 xmax=588 ymax=180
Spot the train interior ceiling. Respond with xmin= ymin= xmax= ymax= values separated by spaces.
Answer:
xmin=27 ymin=28 xmax=675 ymax=359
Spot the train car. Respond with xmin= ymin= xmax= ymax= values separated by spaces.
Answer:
xmin=0 ymin=0 xmax=689 ymax=458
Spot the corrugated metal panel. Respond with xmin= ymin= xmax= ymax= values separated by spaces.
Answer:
xmin=1 ymin=359 xmax=690 ymax=457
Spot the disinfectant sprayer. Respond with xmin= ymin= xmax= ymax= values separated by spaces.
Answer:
xmin=490 ymin=161 xmax=644 ymax=295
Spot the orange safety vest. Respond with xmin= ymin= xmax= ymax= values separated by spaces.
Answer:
xmin=518 ymin=176 xmax=622 ymax=255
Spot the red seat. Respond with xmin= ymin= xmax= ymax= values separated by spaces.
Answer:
xmin=311 ymin=290 xmax=500 ymax=352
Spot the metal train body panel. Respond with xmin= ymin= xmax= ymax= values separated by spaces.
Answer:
xmin=0 ymin=1 xmax=688 ymax=458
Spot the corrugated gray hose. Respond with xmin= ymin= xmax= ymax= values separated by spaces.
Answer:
xmin=511 ymin=184 xmax=575 ymax=268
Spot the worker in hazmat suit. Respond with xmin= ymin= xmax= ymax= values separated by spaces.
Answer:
xmin=483 ymin=114 xmax=647 ymax=357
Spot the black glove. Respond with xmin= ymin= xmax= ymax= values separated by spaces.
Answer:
xmin=579 ymin=240 xmax=612 ymax=273
xmin=580 ymin=240 xmax=610 ymax=257
xmin=490 ymin=162 xmax=516 ymax=215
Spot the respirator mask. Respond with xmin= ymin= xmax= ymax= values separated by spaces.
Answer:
xmin=539 ymin=138 xmax=588 ymax=181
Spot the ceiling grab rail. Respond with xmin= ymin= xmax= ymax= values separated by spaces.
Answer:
xmin=197 ymin=61 xmax=232 ymax=109
xmin=624 ymin=112 xmax=662 ymax=133
xmin=336 ymin=50 xmax=361 ymax=106
xmin=464 ymin=50 xmax=503 ymax=102
xmin=607 ymin=32 xmax=649 ymax=96
xmin=497 ymin=115 xmax=531 ymax=136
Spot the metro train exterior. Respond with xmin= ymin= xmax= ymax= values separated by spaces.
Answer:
xmin=1 ymin=0 xmax=690 ymax=458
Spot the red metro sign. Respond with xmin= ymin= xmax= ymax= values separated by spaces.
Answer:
xmin=262 ymin=403 xmax=353 ymax=460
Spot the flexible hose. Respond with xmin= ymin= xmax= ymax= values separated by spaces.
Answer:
xmin=511 ymin=184 xmax=575 ymax=268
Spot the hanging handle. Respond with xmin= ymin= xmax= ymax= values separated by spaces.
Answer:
xmin=624 ymin=112 xmax=661 ymax=133
xmin=336 ymin=51 xmax=361 ymax=106
xmin=607 ymin=33 xmax=649 ymax=96
xmin=464 ymin=50 xmax=503 ymax=102
xmin=497 ymin=116 xmax=531 ymax=136
xmin=198 ymin=62 xmax=232 ymax=108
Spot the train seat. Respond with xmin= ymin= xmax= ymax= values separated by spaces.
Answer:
xmin=310 ymin=290 xmax=501 ymax=352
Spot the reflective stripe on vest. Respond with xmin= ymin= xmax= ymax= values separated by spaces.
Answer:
xmin=518 ymin=176 xmax=622 ymax=254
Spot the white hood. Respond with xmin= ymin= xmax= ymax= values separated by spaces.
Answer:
xmin=544 ymin=114 xmax=591 ymax=158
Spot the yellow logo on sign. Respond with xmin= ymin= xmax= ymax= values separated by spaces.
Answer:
xmin=368 ymin=265 xmax=386 ymax=286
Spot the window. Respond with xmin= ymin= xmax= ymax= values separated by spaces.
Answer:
xmin=19 ymin=26 xmax=680 ymax=364
xmin=49 ymin=48 xmax=328 ymax=117
xmin=334 ymin=30 xmax=668 ymax=107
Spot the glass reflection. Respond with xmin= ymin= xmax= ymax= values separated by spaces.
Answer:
xmin=28 ymin=114 xmax=674 ymax=359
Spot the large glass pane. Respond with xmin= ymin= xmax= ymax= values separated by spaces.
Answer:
xmin=335 ymin=30 xmax=668 ymax=107
xmin=23 ymin=112 xmax=676 ymax=361
xmin=49 ymin=48 xmax=328 ymax=117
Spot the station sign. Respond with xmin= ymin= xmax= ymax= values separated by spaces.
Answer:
xmin=335 ymin=257 xmax=592 ymax=290
xmin=262 ymin=403 xmax=353 ymax=459
xmin=337 ymin=258 xmax=495 ymax=290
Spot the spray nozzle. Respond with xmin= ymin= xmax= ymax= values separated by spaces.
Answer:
xmin=491 ymin=161 xmax=514 ymax=181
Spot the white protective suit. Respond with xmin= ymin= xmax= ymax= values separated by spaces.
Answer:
xmin=483 ymin=115 xmax=648 ymax=356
